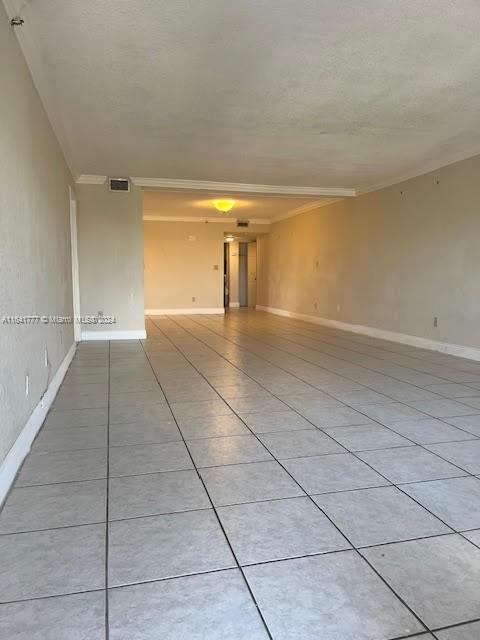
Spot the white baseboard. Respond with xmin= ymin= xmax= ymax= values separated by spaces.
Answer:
xmin=0 ymin=342 xmax=76 ymax=507
xmin=229 ymin=302 xmax=240 ymax=308
xmin=256 ymin=305 xmax=480 ymax=362
xmin=81 ymin=330 xmax=147 ymax=340
xmin=145 ymin=308 xmax=225 ymax=316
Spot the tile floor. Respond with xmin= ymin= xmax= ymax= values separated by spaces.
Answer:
xmin=2 ymin=310 xmax=480 ymax=638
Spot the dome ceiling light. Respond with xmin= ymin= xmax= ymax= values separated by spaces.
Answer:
xmin=213 ymin=198 xmax=236 ymax=213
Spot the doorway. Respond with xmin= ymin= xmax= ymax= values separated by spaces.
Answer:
xmin=238 ymin=241 xmax=257 ymax=308
xmin=247 ymin=241 xmax=257 ymax=308
xmin=225 ymin=235 xmax=257 ymax=309
xmin=239 ymin=243 xmax=248 ymax=307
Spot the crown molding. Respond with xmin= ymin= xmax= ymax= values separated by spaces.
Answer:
xmin=132 ymin=177 xmax=356 ymax=197
xmin=356 ymin=149 xmax=480 ymax=195
xmin=143 ymin=214 xmax=271 ymax=224
xmin=272 ymin=197 xmax=343 ymax=222
xmin=75 ymin=175 xmax=107 ymax=185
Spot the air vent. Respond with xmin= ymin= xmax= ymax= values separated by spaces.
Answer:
xmin=237 ymin=220 xmax=249 ymax=228
xmin=109 ymin=178 xmax=130 ymax=192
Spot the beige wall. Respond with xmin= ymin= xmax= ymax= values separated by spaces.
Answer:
xmin=144 ymin=221 xmax=224 ymax=311
xmin=0 ymin=6 xmax=73 ymax=466
xmin=258 ymin=154 xmax=480 ymax=350
xmin=77 ymin=183 xmax=145 ymax=335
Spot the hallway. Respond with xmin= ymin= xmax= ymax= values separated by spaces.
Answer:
xmin=2 ymin=310 xmax=480 ymax=639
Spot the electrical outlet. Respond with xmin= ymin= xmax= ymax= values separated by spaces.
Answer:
xmin=433 ymin=316 xmax=438 ymax=327
xmin=213 ymin=264 xmax=219 ymax=271
xmin=25 ymin=373 xmax=29 ymax=397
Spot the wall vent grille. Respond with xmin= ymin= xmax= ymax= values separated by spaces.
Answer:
xmin=109 ymin=178 xmax=130 ymax=192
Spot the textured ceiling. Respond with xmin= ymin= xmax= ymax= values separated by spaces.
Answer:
xmin=7 ymin=0 xmax=480 ymax=190
xmin=142 ymin=190 xmax=333 ymax=222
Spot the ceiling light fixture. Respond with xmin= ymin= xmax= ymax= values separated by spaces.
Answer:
xmin=213 ymin=199 xmax=236 ymax=213
xmin=225 ymin=235 xmax=235 ymax=243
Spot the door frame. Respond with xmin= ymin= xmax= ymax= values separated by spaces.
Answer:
xmin=247 ymin=241 xmax=257 ymax=308
xmin=238 ymin=242 xmax=248 ymax=307
xmin=223 ymin=242 xmax=230 ymax=308
xmin=69 ymin=187 xmax=81 ymax=341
